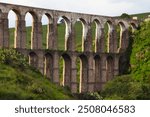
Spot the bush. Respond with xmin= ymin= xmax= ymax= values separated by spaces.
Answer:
xmin=0 ymin=49 xmax=28 ymax=70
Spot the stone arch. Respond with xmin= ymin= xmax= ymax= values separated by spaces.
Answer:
xmin=57 ymin=16 xmax=70 ymax=50
xmin=29 ymin=52 xmax=38 ymax=68
xmin=41 ymin=13 xmax=53 ymax=49
xmin=61 ymin=53 xmax=71 ymax=87
xmin=117 ymin=21 xmax=128 ymax=52
xmin=8 ymin=9 xmax=21 ymax=48
xmin=25 ymin=11 xmax=39 ymax=49
xmin=104 ymin=20 xmax=114 ymax=53
xmin=106 ymin=56 xmax=114 ymax=81
xmin=75 ymin=18 xmax=88 ymax=52
xmin=79 ymin=54 xmax=88 ymax=93
xmin=44 ymin=53 xmax=53 ymax=81
xmin=94 ymin=55 xmax=102 ymax=91
xmin=130 ymin=22 xmax=138 ymax=32
xmin=92 ymin=19 xmax=101 ymax=52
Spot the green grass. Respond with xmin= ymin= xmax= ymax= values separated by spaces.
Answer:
xmin=131 ymin=12 xmax=150 ymax=20
xmin=0 ymin=49 xmax=73 ymax=100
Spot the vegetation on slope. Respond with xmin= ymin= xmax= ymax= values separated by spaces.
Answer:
xmin=101 ymin=21 xmax=150 ymax=100
xmin=0 ymin=49 xmax=73 ymax=100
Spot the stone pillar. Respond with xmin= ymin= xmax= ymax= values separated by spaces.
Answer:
xmin=38 ymin=51 xmax=44 ymax=74
xmin=94 ymin=56 xmax=102 ymax=91
xmin=47 ymin=22 xmax=55 ymax=49
xmin=80 ymin=56 xmax=88 ymax=93
xmin=31 ymin=20 xmax=42 ymax=49
xmin=70 ymin=55 xmax=78 ymax=93
xmin=52 ymin=51 xmax=59 ymax=84
xmin=97 ymin=27 xmax=105 ymax=53
xmin=83 ymin=23 xmax=92 ymax=52
xmin=0 ymin=13 xmax=9 ymax=48
xmin=87 ymin=54 xmax=95 ymax=92
xmin=52 ymin=18 xmax=58 ymax=50
xmin=65 ymin=21 xmax=75 ymax=51
xmin=108 ymin=26 xmax=116 ymax=53
xmin=101 ymin=55 xmax=107 ymax=88
xmin=114 ymin=55 xmax=119 ymax=76
xmin=15 ymin=15 xmax=26 ymax=49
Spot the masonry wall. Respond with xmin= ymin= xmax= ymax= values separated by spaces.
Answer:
xmin=0 ymin=3 xmax=138 ymax=93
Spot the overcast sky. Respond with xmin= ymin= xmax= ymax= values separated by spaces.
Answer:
xmin=1 ymin=0 xmax=150 ymax=16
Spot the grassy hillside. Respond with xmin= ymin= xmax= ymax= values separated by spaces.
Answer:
xmin=131 ymin=12 xmax=150 ymax=20
xmin=0 ymin=49 xmax=73 ymax=100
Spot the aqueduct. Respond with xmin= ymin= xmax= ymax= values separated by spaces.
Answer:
xmin=0 ymin=3 xmax=138 ymax=93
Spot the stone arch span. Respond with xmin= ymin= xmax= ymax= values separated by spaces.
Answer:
xmin=0 ymin=3 xmax=140 ymax=93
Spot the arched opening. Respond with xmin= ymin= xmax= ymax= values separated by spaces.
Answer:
xmin=25 ymin=12 xmax=37 ymax=49
xmin=104 ymin=21 xmax=113 ymax=53
xmin=8 ymin=10 xmax=19 ymax=48
xmin=25 ymin=12 xmax=33 ymax=49
xmin=75 ymin=18 xmax=87 ymax=52
xmin=79 ymin=54 xmax=88 ymax=93
xmin=106 ymin=56 xmax=114 ymax=81
xmin=29 ymin=52 xmax=38 ymax=68
xmin=41 ymin=14 xmax=49 ymax=49
xmin=62 ymin=54 xmax=71 ymax=88
xmin=92 ymin=19 xmax=101 ymax=52
xmin=130 ymin=23 xmax=137 ymax=32
xmin=94 ymin=55 xmax=101 ymax=91
xmin=57 ymin=16 xmax=69 ymax=51
xmin=44 ymin=53 xmax=53 ymax=81
xmin=117 ymin=22 xmax=126 ymax=52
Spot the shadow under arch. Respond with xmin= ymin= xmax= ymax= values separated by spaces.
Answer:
xmin=106 ymin=56 xmax=114 ymax=81
xmin=130 ymin=22 xmax=138 ymax=32
xmin=79 ymin=54 xmax=88 ymax=93
xmin=44 ymin=53 xmax=53 ymax=81
xmin=61 ymin=53 xmax=72 ymax=88
xmin=29 ymin=52 xmax=38 ymax=68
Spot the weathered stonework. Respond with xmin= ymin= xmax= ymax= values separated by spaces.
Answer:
xmin=0 ymin=3 xmax=139 ymax=93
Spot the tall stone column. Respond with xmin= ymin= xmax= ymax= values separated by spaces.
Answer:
xmin=46 ymin=21 xmax=55 ymax=50
xmin=38 ymin=51 xmax=44 ymax=74
xmin=108 ymin=26 xmax=116 ymax=53
xmin=31 ymin=20 xmax=42 ymax=49
xmin=70 ymin=55 xmax=77 ymax=93
xmin=52 ymin=51 xmax=59 ymax=85
xmin=15 ymin=15 xmax=26 ymax=49
xmin=83 ymin=23 xmax=92 ymax=52
xmin=96 ymin=27 xmax=105 ymax=53
xmin=114 ymin=55 xmax=119 ymax=76
xmin=101 ymin=55 xmax=107 ymax=88
xmin=52 ymin=18 xmax=58 ymax=50
xmin=65 ymin=21 xmax=75 ymax=51
xmin=87 ymin=54 xmax=95 ymax=92
xmin=0 ymin=13 xmax=9 ymax=48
